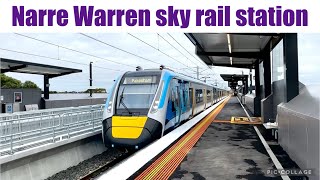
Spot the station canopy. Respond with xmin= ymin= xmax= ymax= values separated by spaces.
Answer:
xmin=186 ymin=33 xmax=283 ymax=69
xmin=1 ymin=58 xmax=82 ymax=99
xmin=220 ymin=74 xmax=249 ymax=91
xmin=0 ymin=58 xmax=82 ymax=78
xmin=220 ymin=74 xmax=248 ymax=82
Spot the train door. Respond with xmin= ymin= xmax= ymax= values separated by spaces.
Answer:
xmin=170 ymin=79 xmax=181 ymax=127
xmin=213 ymin=88 xmax=216 ymax=104
xmin=211 ymin=90 xmax=214 ymax=105
xmin=207 ymin=89 xmax=212 ymax=106
xmin=174 ymin=86 xmax=181 ymax=126
xmin=166 ymin=81 xmax=179 ymax=128
xmin=179 ymin=82 xmax=185 ymax=121
xmin=203 ymin=88 xmax=207 ymax=110
xmin=182 ymin=82 xmax=190 ymax=120
xmin=189 ymin=87 xmax=194 ymax=117
xmin=184 ymin=82 xmax=191 ymax=118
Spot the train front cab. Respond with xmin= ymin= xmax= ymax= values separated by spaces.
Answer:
xmin=102 ymin=71 xmax=163 ymax=149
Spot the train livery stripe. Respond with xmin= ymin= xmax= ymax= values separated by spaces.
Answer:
xmin=158 ymin=71 xmax=173 ymax=108
xmin=135 ymin=96 xmax=230 ymax=180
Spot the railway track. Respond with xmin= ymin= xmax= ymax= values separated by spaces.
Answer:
xmin=45 ymin=148 xmax=132 ymax=180
xmin=80 ymin=149 xmax=133 ymax=180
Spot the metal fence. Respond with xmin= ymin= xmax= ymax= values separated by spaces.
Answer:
xmin=0 ymin=105 xmax=105 ymax=156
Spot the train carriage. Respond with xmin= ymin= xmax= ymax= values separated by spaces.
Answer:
xmin=102 ymin=67 xmax=227 ymax=149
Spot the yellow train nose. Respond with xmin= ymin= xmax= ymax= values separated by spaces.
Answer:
xmin=111 ymin=116 xmax=148 ymax=139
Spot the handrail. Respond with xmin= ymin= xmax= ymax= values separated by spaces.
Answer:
xmin=0 ymin=104 xmax=104 ymax=118
xmin=0 ymin=105 xmax=105 ymax=156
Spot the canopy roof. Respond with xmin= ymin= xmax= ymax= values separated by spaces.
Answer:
xmin=186 ymin=33 xmax=283 ymax=69
xmin=221 ymin=74 xmax=249 ymax=90
xmin=0 ymin=58 xmax=82 ymax=78
xmin=220 ymin=74 xmax=248 ymax=82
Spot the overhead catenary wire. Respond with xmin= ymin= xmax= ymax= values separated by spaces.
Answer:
xmin=157 ymin=33 xmax=197 ymax=66
xmin=14 ymin=33 xmax=135 ymax=68
xmin=1 ymin=44 xmax=222 ymax=87
xmin=0 ymin=48 xmax=122 ymax=72
xmin=127 ymin=33 xmax=196 ymax=73
xmin=167 ymin=33 xmax=223 ymax=81
xmin=10 ymin=33 xmax=223 ymax=83
xmin=80 ymin=33 xmax=197 ymax=74
xmin=15 ymin=33 xmax=197 ymax=75
xmin=3 ymin=34 xmax=227 ymax=89
xmin=167 ymin=33 xmax=208 ymax=67
xmin=80 ymin=33 xmax=161 ymax=65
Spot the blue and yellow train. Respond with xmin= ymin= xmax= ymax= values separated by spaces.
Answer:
xmin=102 ymin=66 xmax=227 ymax=149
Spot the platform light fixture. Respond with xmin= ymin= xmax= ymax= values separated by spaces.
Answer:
xmin=227 ymin=34 xmax=233 ymax=66
xmin=227 ymin=34 xmax=231 ymax=53
xmin=19 ymin=69 xmax=59 ymax=75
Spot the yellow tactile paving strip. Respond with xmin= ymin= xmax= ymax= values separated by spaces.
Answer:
xmin=231 ymin=116 xmax=262 ymax=124
xmin=212 ymin=117 xmax=262 ymax=124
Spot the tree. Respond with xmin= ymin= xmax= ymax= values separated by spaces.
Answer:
xmin=1 ymin=73 xmax=22 ymax=88
xmin=84 ymin=88 xmax=106 ymax=93
xmin=1 ymin=74 xmax=39 ymax=89
xmin=23 ymin=81 xmax=39 ymax=89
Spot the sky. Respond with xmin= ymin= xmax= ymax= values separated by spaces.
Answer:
xmin=297 ymin=34 xmax=320 ymax=86
xmin=0 ymin=33 xmax=319 ymax=92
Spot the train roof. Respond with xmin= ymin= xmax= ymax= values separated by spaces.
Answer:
xmin=124 ymin=69 xmax=162 ymax=76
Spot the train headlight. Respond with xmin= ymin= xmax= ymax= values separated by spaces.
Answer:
xmin=150 ymin=81 xmax=164 ymax=114
xmin=107 ymin=101 xmax=112 ymax=113
xmin=152 ymin=100 xmax=159 ymax=109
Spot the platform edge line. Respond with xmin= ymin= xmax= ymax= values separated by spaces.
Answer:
xmin=237 ymin=96 xmax=291 ymax=180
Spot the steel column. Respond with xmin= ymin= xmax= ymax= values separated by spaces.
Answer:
xmin=254 ymin=61 xmax=261 ymax=116
xmin=283 ymin=33 xmax=299 ymax=102
xmin=44 ymin=75 xmax=50 ymax=99
xmin=249 ymin=69 xmax=253 ymax=94
xmin=263 ymin=51 xmax=272 ymax=97
xmin=89 ymin=62 xmax=93 ymax=97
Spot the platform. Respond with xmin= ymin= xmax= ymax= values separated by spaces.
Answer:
xmin=133 ymin=96 xmax=281 ymax=180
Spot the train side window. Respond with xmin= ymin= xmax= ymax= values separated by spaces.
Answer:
xmin=182 ymin=87 xmax=185 ymax=108
xmin=207 ymin=90 xmax=211 ymax=101
xmin=185 ymin=90 xmax=189 ymax=108
xmin=182 ymin=89 xmax=188 ymax=109
xmin=195 ymin=89 xmax=203 ymax=104
xmin=189 ymin=88 xmax=193 ymax=107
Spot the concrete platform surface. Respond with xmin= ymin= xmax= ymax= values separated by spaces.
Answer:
xmin=170 ymin=97 xmax=280 ymax=180
xmin=215 ymin=97 xmax=247 ymax=120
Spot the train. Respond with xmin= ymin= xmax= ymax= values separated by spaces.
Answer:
xmin=102 ymin=66 xmax=228 ymax=149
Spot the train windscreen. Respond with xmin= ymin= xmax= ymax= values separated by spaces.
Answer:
xmin=116 ymin=75 xmax=159 ymax=115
